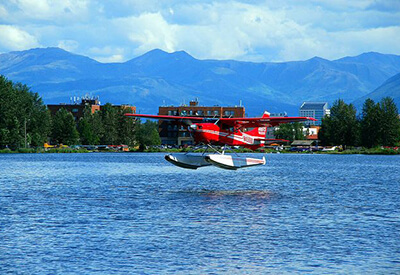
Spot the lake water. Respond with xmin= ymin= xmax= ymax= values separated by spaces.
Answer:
xmin=0 ymin=153 xmax=399 ymax=274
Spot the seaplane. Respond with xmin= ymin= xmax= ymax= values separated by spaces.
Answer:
xmin=125 ymin=111 xmax=316 ymax=170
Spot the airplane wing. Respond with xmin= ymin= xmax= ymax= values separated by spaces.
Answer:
xmin=125 ymin=113 xmax=317 ymax=127
xmin=125 ymin=113 xmax=207 ymax=122
xmin=218 ymin=116 xmax=317 ymax=128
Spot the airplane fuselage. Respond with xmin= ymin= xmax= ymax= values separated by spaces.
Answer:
xmin=191 ymin=123 xmax=265 ymax=150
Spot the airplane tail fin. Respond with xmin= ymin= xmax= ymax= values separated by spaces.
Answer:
xmin=244 ymin=111 xmax=270 ymax=137
xmin=262 ymin=111 xmax=270 ymax=118
xmin=246 ymin=126 xmax=267 ymax=138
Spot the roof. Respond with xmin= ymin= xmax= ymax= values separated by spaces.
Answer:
xmin=306 ymin=134 xmax=319 ymax=140
xmin=300 ymin=102 xmax=328 ymax=110
xmin=291 ymin=140 xmax=315 ymax=146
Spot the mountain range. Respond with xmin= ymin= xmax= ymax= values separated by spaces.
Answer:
xmin=354 ymin=72 xmax=400 ymax=109
xmin=1 ymin=47 xmax=400 ymax=116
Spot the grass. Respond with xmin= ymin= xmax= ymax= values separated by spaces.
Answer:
xmin=330 ymin=147 xmax=400 ymax=155
xmin=0 ymin=148 xmax=90 ymax=153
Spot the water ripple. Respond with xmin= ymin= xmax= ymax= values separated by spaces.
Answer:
xmin=0 ymin=153 xmax=399 ymax=274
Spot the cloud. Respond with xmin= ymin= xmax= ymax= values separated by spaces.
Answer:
xmin=95 ymin=54 xmax=125 ymax=63
xmin=366 ymin=0 xmax=400 ymax=12
xmin=109 ymin=3 xmax=311 ymax=61
xmin=87 ymin=46 xmax=126 ymax=62
xmin=0 ymin=25 xmax=40 ymax=51
xmin=331 ymin=26 xmax=400 ymax=56
xmin=3 ymin=0 xmax=91 ymax=24
xmin=0 ymin=4 xmax=8 ymax=18
xmin=113 ymin=12 xmax=178 ymax=55
xmin=57 ymin=40 xmax=79 ymax=52
xmin=0 ymin=0 xmax=399 ymax=62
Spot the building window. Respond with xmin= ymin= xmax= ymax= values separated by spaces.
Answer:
xmin=72 ymin=108 xmax=78 ymax=113
xmin=224 ymin=110 xmax=235 ymax=116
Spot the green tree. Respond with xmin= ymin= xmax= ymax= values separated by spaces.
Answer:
xmin=360 ymin=97 xmax=400 ymax=147
xmin=319 ymin=99 xmax=359 ymax=147
xmin=274 ymin=122 xmax=305 ymax=142
xmin=23 ymin=90 xmax=51 ymax=147
xmin=116 ymin=108 xmax=136 ymax=145
xmin=360 ymin=99 xmax=381 ymax=148
xmin=91 ymin=111 xmax=104 ymax=144
xmin=379 ymin=97 xmax=400 ymax=146
xmin=100 ymin=103 xmax=118 ymax=144
xmin=51 ymin=108 xmax=79 ymax=145
xmin=78 ymin=105 xmax=135 ymax=146
xmin=0 ymin=76 xmax=50 ymax=149
xmin=78 ymin=107 xmax=101 ymax=145
xmin=135 ymin=120 xmax=161 ymax=150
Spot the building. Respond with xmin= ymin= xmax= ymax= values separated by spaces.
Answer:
xmin=305 ymin=125 xmax=320 ymax=140
xmin=266 ymin=125 xmax=320 ymax=141
xmin=47 ymin=95 xmax=136 ymax=121
xmin=158 ymin=99 xmax=245 ymax=146
xmin=299 ymin=102 xmax=330 ymax=126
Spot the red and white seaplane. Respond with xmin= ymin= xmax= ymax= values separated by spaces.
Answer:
xmin=125 ymin=111 xmax=316 ymax=170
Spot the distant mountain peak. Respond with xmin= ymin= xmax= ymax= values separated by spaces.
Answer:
xmin=7 ymin=47 xmax=96 ymax=62
xmin=144 ymin=48 xmax=169 ymax=56
xmin=359 ymin=51 xmax=384 ymax=56
xmin=143 ymin=49 xmax=194 ymax=58
xmin=171 ymin=50 xmax=192 ymax=56
xmin=307 ymin=56 xmax=328 ymax=62
xmin=11 ymin=47 xmax=69 ymax=56
xmin=336 ymin=51 xmax=400 ymax=64
xmin=128 ymin=48 xmax=195 ymax=64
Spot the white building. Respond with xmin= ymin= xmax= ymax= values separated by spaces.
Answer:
xmin=299 ymin=102 xmax=330 ymax=126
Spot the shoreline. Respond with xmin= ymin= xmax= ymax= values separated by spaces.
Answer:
xmin=1 ymin=147 xmax=399 ymax=155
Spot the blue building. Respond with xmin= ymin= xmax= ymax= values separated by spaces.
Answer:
xmin=299 ymin=102 xmax=330 ymax=125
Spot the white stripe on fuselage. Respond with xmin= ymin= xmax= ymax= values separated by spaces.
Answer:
xmin=196 ymin=129 xmax=257 ymax=144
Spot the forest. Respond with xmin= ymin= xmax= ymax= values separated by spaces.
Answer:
xmin=0 ymin=76 xmax=160 ymax=151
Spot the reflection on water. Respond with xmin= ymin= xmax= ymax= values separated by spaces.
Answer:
xmin=0 ymin=153 xmax=399 ymax=274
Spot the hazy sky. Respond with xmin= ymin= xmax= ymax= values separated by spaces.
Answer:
xmin=0 ymin=0 xmax=399 ymax=62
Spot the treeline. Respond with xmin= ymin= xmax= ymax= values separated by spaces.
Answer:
xmin=0 ymin=76 xmax=160 ymax=150
xmin=0 ymin=76 xmax=50 ymax=149
xmin=274 ymin=122 xmax=305 ymax=142
xmin=319 ymin=98 xmax=400 ymax=148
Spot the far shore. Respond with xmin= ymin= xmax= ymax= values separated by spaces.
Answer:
xmin=1 ymin=147 xmax=399 ymax=155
